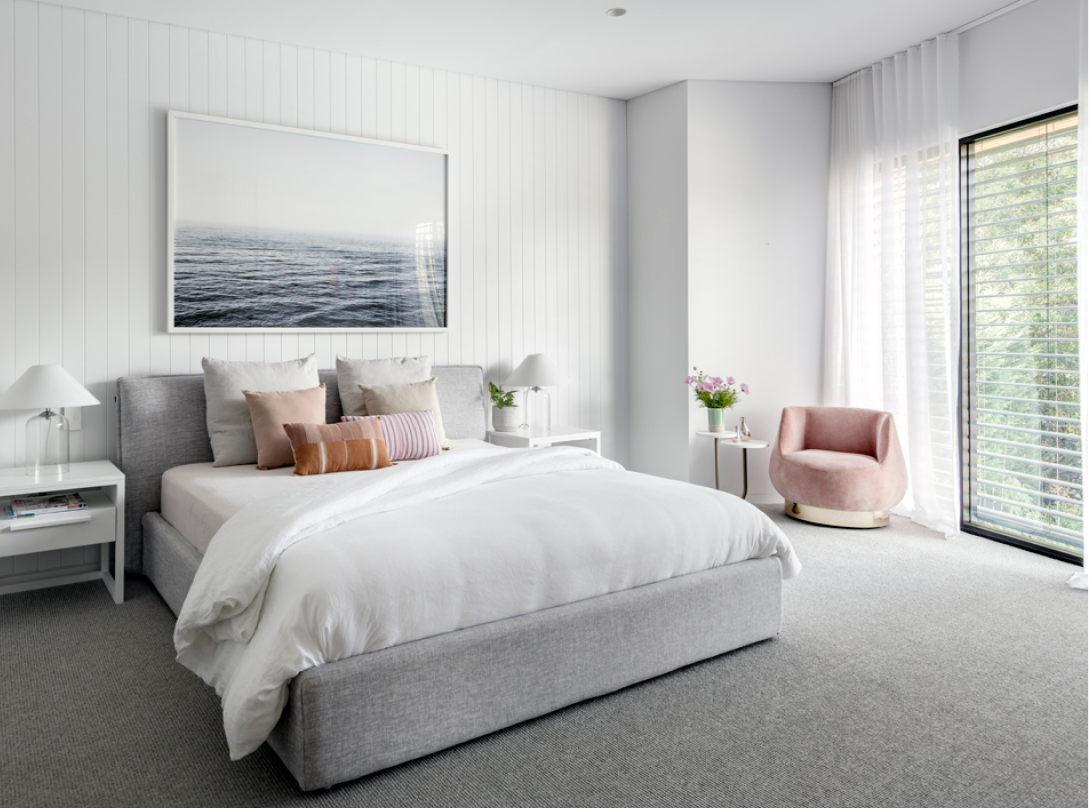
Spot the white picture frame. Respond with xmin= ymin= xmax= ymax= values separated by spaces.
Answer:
xmin=167 ymin=111 xmax=448 ymax=333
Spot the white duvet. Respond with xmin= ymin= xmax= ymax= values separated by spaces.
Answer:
xmin=174 ymin=446 xmax=800 ymax=759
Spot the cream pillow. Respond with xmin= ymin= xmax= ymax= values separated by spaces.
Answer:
xmin=243 ymin=384 xmax=327 ymax=470
xmin=357 ymin=378 xmax=449 ymax=448
xmin=335 ymin=355 xmax=431 ymax=417
xmin=202 ymin=354 xmax=319 ymax=466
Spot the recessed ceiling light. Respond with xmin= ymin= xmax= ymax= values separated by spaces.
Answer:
xmin=605 ymin=8 xmax=627 ymax=17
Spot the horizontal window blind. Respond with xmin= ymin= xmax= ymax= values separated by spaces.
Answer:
xmin=963 ymin=110 xmax=1082 ymax=557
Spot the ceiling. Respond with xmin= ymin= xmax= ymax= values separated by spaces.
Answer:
xmin=43 ymin=0 xmax=1018 ymax=99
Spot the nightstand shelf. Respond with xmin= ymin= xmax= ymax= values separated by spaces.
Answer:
xmin=488 ymin=426 xmax=602 ymax=454
xmin=0 ymin=460 xmax=125 ymax=603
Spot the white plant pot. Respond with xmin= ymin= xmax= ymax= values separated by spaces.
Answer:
xmin=492 ymin=405 xmax=521 ymax=432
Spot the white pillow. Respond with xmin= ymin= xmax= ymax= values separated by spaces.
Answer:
xmin=335 ymin=355 xmax=431 ymax=417
xmin=202 ymin=354 xmax=320 ymax=467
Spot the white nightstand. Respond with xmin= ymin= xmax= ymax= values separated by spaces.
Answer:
xmin=696 ymin=432 xmax=770 ymax=500
xmin=488 ymin=426 xmax=602 ymax=454
xmin=0 ymin=460 xmax=125 ymax=603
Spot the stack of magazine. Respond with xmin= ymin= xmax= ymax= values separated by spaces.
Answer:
xmin=5 ymin=493 xmax=87 ymax=520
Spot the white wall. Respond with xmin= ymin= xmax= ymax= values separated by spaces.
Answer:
xmin=959 ymin=0 xmax=1080 ymax=135
xmin=625 ymin=0 xmax=1080 ymax=498
xmin=0 ymin=0 xmax=628 ymax=582
xmin=625 ymin=79 xmax=830 ymax=499
xmin=627 ymin=82 xmax=690 ymax=481
xmin=686 ymin=80 xmax=830 ymax=496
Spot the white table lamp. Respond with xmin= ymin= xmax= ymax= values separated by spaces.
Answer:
xmin=505 ymin=353 xmax=562 ymax=431
xmin=0 ymin=365 xmax=100 ymax=476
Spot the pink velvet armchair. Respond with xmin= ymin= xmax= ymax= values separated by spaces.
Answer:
xmin=769 ymin=406 xmax=908 ymax=528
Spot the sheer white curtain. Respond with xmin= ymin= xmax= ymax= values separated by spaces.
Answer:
xmin=1069 ymin=1 xmax=1087 ymax=590
xmin=824 ymin=35 xmax=960 ymax=536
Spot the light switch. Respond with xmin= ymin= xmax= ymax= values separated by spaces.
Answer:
xmin=65 ymin=406 xmax=82 ymax=431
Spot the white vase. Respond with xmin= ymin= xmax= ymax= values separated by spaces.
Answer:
xmin=492 ymin=404 xmax=521 ymax=432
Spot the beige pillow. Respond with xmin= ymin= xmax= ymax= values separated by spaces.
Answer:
xmin=336 ymin=355 xmax=431 ymax=417
xmin=243 ymin=384 xmax=328 ymax=470
xmin=358 ymin=378 xmax=449 ymax=449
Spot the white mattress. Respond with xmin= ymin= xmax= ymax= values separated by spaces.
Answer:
xmin=161 ymin=438 xmax=497 ymax=554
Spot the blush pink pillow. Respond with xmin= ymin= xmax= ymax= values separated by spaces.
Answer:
xmin=242 ymin=384 xmax=327 ymax=470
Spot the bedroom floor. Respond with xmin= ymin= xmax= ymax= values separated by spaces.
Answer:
xmin=1 ymin=507 xmax=1085 ymax=808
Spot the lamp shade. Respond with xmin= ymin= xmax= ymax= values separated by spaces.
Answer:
xmin=505 ymin=353 xmax=562 ymax=387
xmin=0 ymin=364 xmax=100 ymax=410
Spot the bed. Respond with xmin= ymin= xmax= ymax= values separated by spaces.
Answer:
xmin=118 ymin=365 xmax=795 ymax=791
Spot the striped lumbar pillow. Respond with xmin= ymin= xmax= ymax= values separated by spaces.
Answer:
xmin=283 ymin=420 xmax=392 ymax=476
xmin=341 ymin=410 xmax=441 ymax=461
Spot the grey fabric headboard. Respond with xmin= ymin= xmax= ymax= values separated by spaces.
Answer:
xmin=117 ymin=365 xmax=487 ymax=574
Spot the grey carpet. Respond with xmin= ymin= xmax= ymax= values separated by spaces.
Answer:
xmin=1 ymin=509 xmax=1085 ymax=808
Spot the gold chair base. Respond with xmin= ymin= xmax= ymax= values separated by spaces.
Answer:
xmin=784 ymin=500 xmax=890 ymax=529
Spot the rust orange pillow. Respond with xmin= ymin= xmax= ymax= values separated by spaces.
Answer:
xmin=283 ymin=420 xmax=392 ymax=476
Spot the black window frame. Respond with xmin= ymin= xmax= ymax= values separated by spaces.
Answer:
xmin=958 ymin=105 xmax=1082 ymax=566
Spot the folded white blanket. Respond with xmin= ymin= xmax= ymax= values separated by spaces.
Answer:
xmin=174 ymin=446 xmax=800 ymax=759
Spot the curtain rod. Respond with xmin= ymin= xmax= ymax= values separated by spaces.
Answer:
xmin=947 ymin=0 xmax=1038 ymax=34
xmin=832 ymin=0 xmax=1038 ymax=86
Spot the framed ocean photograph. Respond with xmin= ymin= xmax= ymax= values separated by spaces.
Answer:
xmin=167 ymin=112 xmax=448 ymax=332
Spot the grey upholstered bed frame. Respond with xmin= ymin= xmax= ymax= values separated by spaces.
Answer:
xmin=117 ymin=365 xmax=784 ymax=791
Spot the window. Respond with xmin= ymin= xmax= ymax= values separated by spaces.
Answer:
xmin=960 ymin=108 xmax=1081 ymax=561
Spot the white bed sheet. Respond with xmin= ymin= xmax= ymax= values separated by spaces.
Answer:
xmin=161 ymin=438 xmax=496 ymax=554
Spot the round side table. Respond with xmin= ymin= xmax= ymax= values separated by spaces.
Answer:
xmin=696 ymin=432 xmax=770 ymax=500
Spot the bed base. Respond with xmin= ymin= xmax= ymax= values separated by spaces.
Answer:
xmin=143 ymin=511 xmax=782 ymax=790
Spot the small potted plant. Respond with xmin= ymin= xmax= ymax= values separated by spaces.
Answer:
xmin=685 ymin=368 xmax=748 ymax=432
xmin=489 ymin=381 xmax=521 ymax=432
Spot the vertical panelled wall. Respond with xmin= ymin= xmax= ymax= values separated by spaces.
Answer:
xmin=0 ymin=0 xmax=630 ymax=476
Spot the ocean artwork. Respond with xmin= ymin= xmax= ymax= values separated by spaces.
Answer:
xmin=169 ymin=113 xmax=447 ymax=332
xmin=173 ymin=223 xmax=446 ymax=329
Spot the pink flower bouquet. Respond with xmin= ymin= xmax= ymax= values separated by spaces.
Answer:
xmin=685 ymin=367 xmax=749 ymax=409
